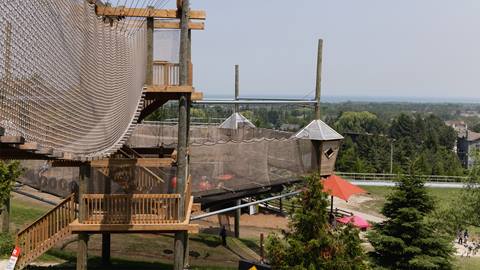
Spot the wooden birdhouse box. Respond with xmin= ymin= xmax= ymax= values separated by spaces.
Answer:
xmin=293 ymin=120 xmax=344 ymax=176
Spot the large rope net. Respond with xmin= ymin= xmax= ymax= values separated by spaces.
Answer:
xmin=18 ymin=125 xmax=324 ymax=199
xmin=0 ymin=0 xmax=147 ymax=160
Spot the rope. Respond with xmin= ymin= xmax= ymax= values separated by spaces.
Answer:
xmin=0 ymin=0 xmax=147 ymax=160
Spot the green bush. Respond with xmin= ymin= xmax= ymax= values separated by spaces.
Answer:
xmin=0 ymin=232 xmax=14 ymax=256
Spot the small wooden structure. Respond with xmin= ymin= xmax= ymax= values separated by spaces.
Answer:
xmin=292 ymin=120 xmax=344 ymax=176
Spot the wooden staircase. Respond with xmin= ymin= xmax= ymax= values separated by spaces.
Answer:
xmin=15 ymin=194 xmax=77 ymax=270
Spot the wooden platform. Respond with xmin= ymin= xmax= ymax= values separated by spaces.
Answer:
xmin=69 ymin=220 xmax=199 ymax=233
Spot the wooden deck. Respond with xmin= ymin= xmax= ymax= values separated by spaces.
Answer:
xmin=69 ymin=220 xmax=198 ymax=233
xmin=71 ymin=194 xmax=197 ymax=233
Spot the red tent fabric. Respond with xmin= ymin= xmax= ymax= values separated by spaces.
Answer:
xmin=322 ymin=174 xmax=367 ymax=201
xmin=337 ymin=215 xmax=371 ymax=229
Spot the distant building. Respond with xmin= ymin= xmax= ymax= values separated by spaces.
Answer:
xmin=279 ymin=123 xmax=300 ymax=131
xmin=457 ymin=130 xmax=480 ymax=168
xmin=445 ymin=120 xmax=467 ymax=138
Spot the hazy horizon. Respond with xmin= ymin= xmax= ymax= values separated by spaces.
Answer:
xmin=188 ymin=0 xmax=480 ymax=101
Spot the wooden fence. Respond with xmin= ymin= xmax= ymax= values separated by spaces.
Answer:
xmin=81 ymin=194 xmax=181 ymax=224
xmin=152 ymin=61 xmax=192 ymax=86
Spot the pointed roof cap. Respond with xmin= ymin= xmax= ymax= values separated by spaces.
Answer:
xmin=292 ymin=119 xmax=343 ymax=141
xmin=219 ymin=113 xmax=256 ymax=129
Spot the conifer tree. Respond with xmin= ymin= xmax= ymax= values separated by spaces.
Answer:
xmin=368 ymin=170 xmax=454 ymax=270
xmin=265 ymin=174 xmax=369 ymax=270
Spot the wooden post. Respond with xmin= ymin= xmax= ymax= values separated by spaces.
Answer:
xmin=279 ymin=198 xmax=283 ymax=215
xmin=175 ymin=0 xmax=190 ymax=269
xmin=101 ymin=176 xmax=111 ymax=266
xmin=234 ymin=65 xmax=239 ymax=113
xmin=174 ymin=231 xmax=185 ymax=270
xmin=314 ymin=39 xmax=323 ymax=120
xmin=260 ymin=233 xmax=264 ymax=263
xmin=234 ymin=199 xmax=240 ymax=238
xmin=146 ymin=14 xmax=154 ymax=85
xmin=77 ymin=163 xmax=90 ymax=270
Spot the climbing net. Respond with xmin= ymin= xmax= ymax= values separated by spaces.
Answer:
xmin=0 ymin=0 xmax=147 ymax=160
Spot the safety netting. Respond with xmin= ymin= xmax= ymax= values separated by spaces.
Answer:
xmin=18 ymin=125 xmax=321 ymax=198
xmin=0 ymin=0 xmax=147 ymax=160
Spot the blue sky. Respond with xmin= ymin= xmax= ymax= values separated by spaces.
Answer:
xmin=148 ymin=0 xmax=480 ymax=99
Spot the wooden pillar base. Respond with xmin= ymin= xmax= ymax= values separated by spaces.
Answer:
xmin=174 ymin=231 xmax=187 ymax=270
xmin=77 ymin=233 xmax=89 ymax=270
xmin=234 ymin=200 xmax=241 ymax=238
xmin=102 ymin=233 xmax=111 ymax=266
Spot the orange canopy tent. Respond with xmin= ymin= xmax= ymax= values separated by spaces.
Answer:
xmin=322 ymin=174 xmax=367 ymax=217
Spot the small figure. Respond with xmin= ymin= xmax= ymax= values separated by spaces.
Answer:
xmin=464 ymin=229 xmax=469 ymax=243
xmin=220 ymin=225 xmax=227 ymax=246
xmin=457 ymin=230 xmax=463 ymax=244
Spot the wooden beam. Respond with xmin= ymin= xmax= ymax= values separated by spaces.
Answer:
xmin=70 ymin=220 xmax=199 ymax=233
xmin=154 ymin=21 xmax=204 ymax=30
xmin=145 ymin=85 xmax=193 ymax=93
xmin=192 ymin=203 xmax=201 ymax=213
xmin=90 ymin=158 xmax=173 ymax=168
xmin=191 ymin=92 xmax=203 ymax=101
xmin=97 ymin=7 xmax=206 ymax=20
xmin=50 ymin=160 xmax=84 ymax=167
xmin=35 ymin=147 xmax=53 ymax=155
xmin=0 ymin=136 xmax=25 ymax=144
xmin=16 ymin=142 xmax=38 ymax=151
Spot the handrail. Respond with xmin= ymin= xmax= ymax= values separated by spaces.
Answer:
xmin=81 ymin=194 xmax=181 ymax=225
xmin=335 ymin=172 xmax=468 ymax=183
xmin=152 ymin=61 xmax=193 ymax=86
xmin=16 ymin=193 xmax=76 ymax=237
xmin=16 ymin=194 xmax=76 ymax=270
xmin=184 ymin=175 xmax=192 ymax=221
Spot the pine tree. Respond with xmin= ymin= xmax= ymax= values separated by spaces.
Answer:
xmin=368 ymin=171 xmax=454 ymax=270
xmin=265 ymin=174 xmax=369 ymax=270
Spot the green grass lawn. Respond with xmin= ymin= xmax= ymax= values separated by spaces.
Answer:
xmin=359 ymin=186 xmax=462 ymax=213
xmin=455 ymin=257 xmax=480 ymax=270
xmin=10 ymin=197 xmax=51 ymax=232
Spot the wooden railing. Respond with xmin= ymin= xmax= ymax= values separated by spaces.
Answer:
xmin=81 ymin=194 xmax=181 ymax=224
xmin=152 ymin=61 xmax=193 ymax=86
xmin=97 ymin=165 xmax=165 ymax=193
xmin=184 ymin=175 xmax=192 ymax=221
xmin=16 ymin=194 xmax=76 ymax=270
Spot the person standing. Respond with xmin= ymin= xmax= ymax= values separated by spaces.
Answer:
xmin=220 ymin=225 xmax=227 ymax=246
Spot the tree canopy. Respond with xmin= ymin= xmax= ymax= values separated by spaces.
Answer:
xmin=0 ymin=161 xmax=22 ymax=207
xmin=368 ymin=170 xmax=454 ymax=270
xmin=265 ymin=175 xmax=369 ymax=270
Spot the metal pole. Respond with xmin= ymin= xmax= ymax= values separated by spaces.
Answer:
xmin=235 ymin=65 xmax=239 ymax=113
xmin=390 ymin=141 xmax=393 ymax=174
xmin=196 ymin=99 xmax=317 ymax=105
xmin=191 ymin=190 xmax=301 ymax=220
xmin=314 ymin=39 xmax=323 ymax=120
